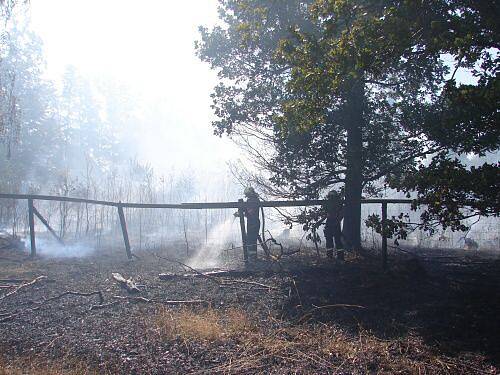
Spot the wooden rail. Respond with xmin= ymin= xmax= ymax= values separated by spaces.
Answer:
xmin=0 ymin=192 xmax=413 ymax=266
xmin=0 ymin=193 xmax=412 ymax=208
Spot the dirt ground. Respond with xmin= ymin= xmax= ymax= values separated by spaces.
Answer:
xmin=0 ymin=244 xmax=499 ymax=374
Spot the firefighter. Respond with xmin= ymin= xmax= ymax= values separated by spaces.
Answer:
xmin=323 ymin=190 xmax=344 ymax=260
xmin=243 ymin=187 xmax=260 ymax=260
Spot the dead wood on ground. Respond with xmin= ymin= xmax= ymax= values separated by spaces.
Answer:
xmin=0 ymin=279 xmax=28 ymax=284
xmin=156 ymin=257 xmax=277 ymax=291
xmin=112 ymin=295 xmax=209 ymax=306
xmin=41 ymin=290 xmax=104 ymax=305
xmin=0 ymin=276 xmax=47 ymax=302
xmin=111 ymin=273 xmax=141 ymax=293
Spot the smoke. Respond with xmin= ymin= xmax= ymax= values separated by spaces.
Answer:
xmin=187 ymin=217 xmax=239 ymax=269
xmin=23 ymin=236 xmax=95 ymax=258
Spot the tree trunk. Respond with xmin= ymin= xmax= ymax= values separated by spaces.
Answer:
xmin=342 ymin=80 xmax=364 ymax=250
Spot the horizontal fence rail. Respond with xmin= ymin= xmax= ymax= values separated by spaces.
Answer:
xmin=0 ymin=193 xmax=413 ymax=208
xmin=0 ymin=192 xmax=413 ymax=267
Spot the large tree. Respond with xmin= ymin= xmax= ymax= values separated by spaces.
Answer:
xmin=197 ymin=0 xmax=499 ymax=248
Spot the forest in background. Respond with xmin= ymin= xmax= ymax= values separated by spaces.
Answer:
xmin=0 ymin=1 xmax=498 ymax=254
xmin=0 ymin=7 xmax=240 ymax=251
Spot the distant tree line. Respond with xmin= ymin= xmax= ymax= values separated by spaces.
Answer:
xmin=0 ymin=7 xmax=239 ymax=246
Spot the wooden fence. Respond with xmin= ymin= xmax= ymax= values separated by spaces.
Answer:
xmin=0 ymin=193 xmax=413 ymax=268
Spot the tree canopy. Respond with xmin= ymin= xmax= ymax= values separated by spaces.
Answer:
xmin=197 ymin=0 xmax=499 ymax=246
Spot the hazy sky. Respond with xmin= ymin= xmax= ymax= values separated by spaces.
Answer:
xmin=29 ymin=0 xmax=239 ymax=175
xmin=25 ymin=1 xmax=489 ymax=177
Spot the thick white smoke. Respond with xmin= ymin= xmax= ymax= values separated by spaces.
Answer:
xmin=187 ymin=217 xmax=240 ymax=269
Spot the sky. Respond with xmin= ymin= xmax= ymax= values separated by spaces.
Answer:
xmin=28 ymin=0 xmax=239 ymax=175
xmin=24 ymin=1 xmax=496 ymax=177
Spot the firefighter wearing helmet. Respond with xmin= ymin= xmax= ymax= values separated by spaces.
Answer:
xmin=243 ymin=187 xmax=260 ymax=260
xmin=324 ymin=190 xmax=344 ymax=260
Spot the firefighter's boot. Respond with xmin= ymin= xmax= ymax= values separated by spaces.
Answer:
xmin=336 ymin=249 xmax=345 ymax=261
xmin=326 ymin=248 xmax=334 ymax=259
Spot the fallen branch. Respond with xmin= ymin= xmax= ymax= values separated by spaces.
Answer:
xmin=0 ymin=279 xmax=28 ymax=284
xmin=158 ymin=271 xmax=277 ymax=291
xmin=155 ymin=255 xmax=221 ymax=284
xmin=219 ymin=285 xmax=271 ymax=292
xmin=112 ymin=295 xmax=209 ymax=305
xmin=0 ymin=276 xmax=47 ymax=302
xmin=90 ymin=301 xmax=120 ymax=310
xmin=112 ymin=273 xmax=141 ymax=293
xmin=309 ymin=303 xmax=366 ymax=311
xmin=159 ymin=269 xmax=268 ymax=280
xmin=41 ymin=290 xmax=104 ymax=305
xmin=156 ymin=256 xmax=277 ymax=291
xmin=222 ymin=279 xmax=278 ymax=290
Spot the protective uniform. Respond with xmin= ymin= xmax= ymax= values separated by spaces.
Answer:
xmin=323 ymin=190 xmax=344 ymax=260
xmin=244 ymin=187 xmax=260 ymax=260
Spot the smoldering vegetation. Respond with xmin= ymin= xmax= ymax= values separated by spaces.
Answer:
xmin=1 ymin=1 xmax=499 ymax=374
xmin=0 ymin=244 xmax=499 ymax=374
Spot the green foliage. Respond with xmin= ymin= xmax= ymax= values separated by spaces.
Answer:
xmin=365 ymin=212 xmax=409 ymax=244
xmin=197 ymin=0 xmax=499 ymax=240
xmin=388 ymin=155 xmax=499 ymax=233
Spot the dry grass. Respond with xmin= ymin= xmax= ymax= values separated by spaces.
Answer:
xmin=0 ymin=356 xmax=96 ymax=375
xmin=228 ymin=325 xmax=487 ymax=374
xmin=154 ymin=307 xmax=489 ymax=374
xmin=154 ymin=306 xmax=256 ymax=342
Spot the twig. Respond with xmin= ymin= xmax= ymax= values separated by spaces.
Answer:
xmin=112 ymin=295 xmax=152 ymax=303
xmin=41 ymin=290 xmax=104 ymax=305
xmin=90 ymin=301 xmax=120 ymax=310
xmin=156 ymin=254 xmax=277 ymax=291
xmin=292 ymin=278 xmax=302 ymax=308
xmin=222 ymin=279 xmax=278 ymax=290
xmin=0 ymin=276 xmax=47 ymax=302
xmin=0 ymin=279 xmax=27 ymax=283
xmin=112 ymin=295 xmax=209 ymax=305
xmin=297 ymin=304 xmax=366 ymax=324
xmin=155 ymin=254 xmax=221 ymax=284
xmin=219 ymin=285 xmax=270 ymax=292
xmin=310 ymin=303 xmax=366 ymax=311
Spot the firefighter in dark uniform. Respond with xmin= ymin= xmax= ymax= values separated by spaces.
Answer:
xmin=323 ymin=190 xmax=344 ymax=260
xmin=243 ymin=187 xmax=260 ymax=260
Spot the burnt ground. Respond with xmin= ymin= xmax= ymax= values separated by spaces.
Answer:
xmin=0 ymin=244 xmax=499 ymax=374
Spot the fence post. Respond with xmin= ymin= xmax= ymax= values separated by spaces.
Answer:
xmin=28 ymin=198 xmax=36 ymax=257
xmin=117 ymin=203 xmax=132 ymax=260
xmin=238 ymin=199 xmax=248 ymax=263
xmin=381 ymin=202 xmax=388 ymax=269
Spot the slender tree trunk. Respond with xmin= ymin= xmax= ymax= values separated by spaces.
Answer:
xmin=342 ymin=80 xmax=364 ymax=250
